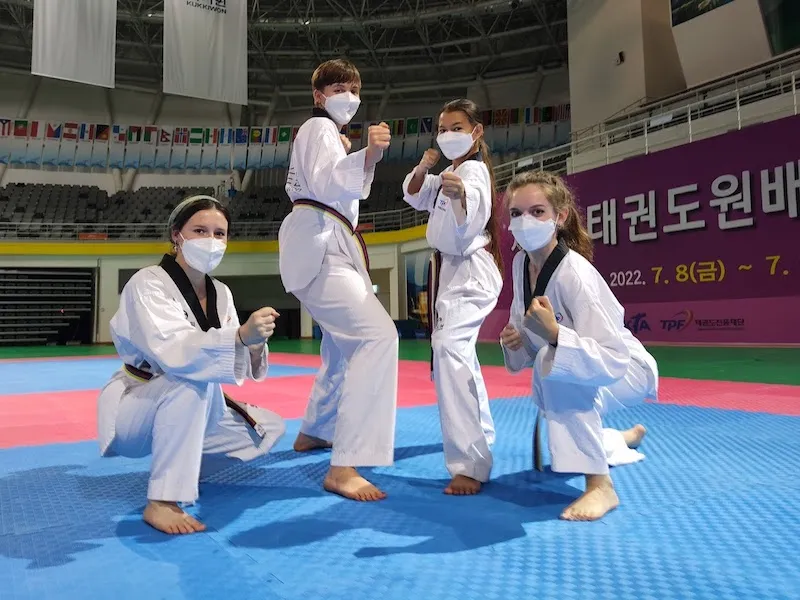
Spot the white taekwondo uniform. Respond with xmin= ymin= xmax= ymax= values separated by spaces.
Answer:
xmin=97 ymin=254 xmax=285 ymax=504
xmin=502 ymin=240 xmax=659 ymax=475
xmin=401 ymin=151 xmax=502 ymax=482
xmin=277 ymin=107 xmax=398 ymax=468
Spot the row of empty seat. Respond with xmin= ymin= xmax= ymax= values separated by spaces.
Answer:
xmin=0 ymin=268 xmax=94 ymax=346
xmin=0 ymin=176 xmax=414 ymax=240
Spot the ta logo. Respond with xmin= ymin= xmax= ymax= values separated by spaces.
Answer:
xmin=555 ymin=312 xmax=563 ymax=323
xmin=625 ymin=312 xmax=651 ymax=334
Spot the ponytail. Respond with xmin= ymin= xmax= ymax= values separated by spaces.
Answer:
xmin=561 ymin=204 xmax=593 ymax=262
xmin=478 ymin=138 xmax=504 ymax=273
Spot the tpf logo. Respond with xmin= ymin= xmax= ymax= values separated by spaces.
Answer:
xmin=625 ymin=312 xmax=651 ymax=334
xmin=661 ymin=310 xmax=693 ymax=332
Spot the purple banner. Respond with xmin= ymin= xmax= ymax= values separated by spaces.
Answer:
xmin=480 ymin=114 xmax=800 ymax=345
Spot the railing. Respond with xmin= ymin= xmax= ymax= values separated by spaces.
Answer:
xmin=0 ymin=205 xmax=430 ymax=242
xmin=3 ymin=60 xmax=799 ymax=242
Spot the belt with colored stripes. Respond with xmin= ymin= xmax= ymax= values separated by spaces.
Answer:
xmin=123 ymin=364 xmax=258 ymax=431
xmin=293 ymin=199 xmax=370 ymax=271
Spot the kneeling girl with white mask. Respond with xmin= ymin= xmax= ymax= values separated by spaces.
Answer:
xmin=97 ymin=195 xmax=286 ymax=535
xmin=402 ymin=99 xmax=503 ymax=495
xmin=501 ymin=171 xmax=657 ymax=521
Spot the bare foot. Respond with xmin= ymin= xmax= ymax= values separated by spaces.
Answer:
xmin=444 ymin=475 xmax=482 ymax=495
xmin=293 ymin=432 xmax=332 ymax=452
xmin=622 ymin=424 xmax=647 ymax=449
xmin=323 ymin=466 xmax=387 ymax=501
xmin=560 ymin=475 xmax=619 ymax=521
xmin=143 ymin=500 xmax=207 ymax=535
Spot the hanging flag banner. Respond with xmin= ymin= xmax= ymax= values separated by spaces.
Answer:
xmin=163 ymin=0 xmax=248 ymax=105
xmin=31 ymin=0 xmax=117 ymax=88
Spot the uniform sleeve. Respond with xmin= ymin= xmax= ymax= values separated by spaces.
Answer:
xmin=540 ymin=284 xmax=631 ymax=387
xmin=402 ymin=169 xmax=442 ymax=212
xmin=451 ymin=161 xmax=492 ymax=253
xmin=302 ymin=120 xmax=375 ymax=203
xmin=123 ymin=279 xmax=244 ymax=386
xmin=222 ymin=285 xmax=269 ymax=383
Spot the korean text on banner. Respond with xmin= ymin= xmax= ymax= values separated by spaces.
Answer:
xmin=31 ymin=0 xmax=117 ymax=88
xmin=163 ymin=0 xmax=248 ymax=106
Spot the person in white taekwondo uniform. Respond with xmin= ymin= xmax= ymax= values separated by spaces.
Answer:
xmin=278 ymin=59 xmax=398 ymax=502
xmin=97 ymin=195 xmax=285 ymax=535
xmin=500 ymin=170 xmax=658 ymax=521
xmin=401 ymin=99 xmax=504 ymax=495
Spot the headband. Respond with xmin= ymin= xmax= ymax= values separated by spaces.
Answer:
xmin=167 ymin=195 xmax=222 ymax=230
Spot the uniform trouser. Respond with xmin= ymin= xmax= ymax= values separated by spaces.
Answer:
xmin=100 ymin=374 xmax=285 ymax=504
xmin=293 ymin=253 xmax=399 ymax=467
xmin=533 ymin=348 xmax=651 ymax=476
xmin=431 ymin=262 xmax=499 ymax=483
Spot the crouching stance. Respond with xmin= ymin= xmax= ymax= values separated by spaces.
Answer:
xmin=501 ymin=171 xmax=657 ymax=521
xmin=97 ymin=196 xmax=285 ymax=534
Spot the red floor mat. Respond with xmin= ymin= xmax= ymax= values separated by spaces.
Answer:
xmin=1 ymin=360 xmax=798 ymax=449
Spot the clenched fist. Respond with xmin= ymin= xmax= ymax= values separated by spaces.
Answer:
xmin=368 ymin=122 xmax=391 ymax=151
xmin=418 ymin=148 xmax=440 ymax=172
xmin=524 ymin=296 xmax=559 ymax=345
xmin=238 ymin=307 xmax=280 ymax=346
xmin=500 ymin=324 xmax=523 ymax=351
xmin=440 ymin=171 xmax=465 ymax=202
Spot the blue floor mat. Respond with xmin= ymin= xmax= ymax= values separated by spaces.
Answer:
xmin=0 ymin=359 xmax=318 ymax=394
xmin=1 ymin=398 xmax=798 ymax=600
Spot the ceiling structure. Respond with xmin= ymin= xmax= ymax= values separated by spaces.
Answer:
xmin=0 ymin=0 xmax=568 ymax=110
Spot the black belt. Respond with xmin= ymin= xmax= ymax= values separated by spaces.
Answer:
xmin=123 ymin=363 xmax=258 ymax=430
xmin=294 ymin=199 xmax=370 ymax=271
xmin=426 ymin=250 xmax=443 ymax=378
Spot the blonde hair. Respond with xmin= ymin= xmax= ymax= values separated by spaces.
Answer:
xmin=505 ymin=170 xmax=594 ymax=262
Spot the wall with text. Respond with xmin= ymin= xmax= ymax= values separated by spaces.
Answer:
xmin=560 ymin=113 xmax=800 ymax=345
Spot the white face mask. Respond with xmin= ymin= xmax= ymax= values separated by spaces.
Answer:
xmin=179 ymin=235 xmax=227 ymax=274
xmin=508 ymin=214 xmax=557 ymax=252
xmin=436 ymin=130 xmax=476 ymax=161
xmin=324 ymin=92 xmax=361 ymax=126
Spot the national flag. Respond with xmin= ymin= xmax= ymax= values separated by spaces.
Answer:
xmin=264 ymin=127 xmax=277 ymax=144
xmin=95 ymin=125 xmax=110 ymax=141
xmin=79 ymin=124 xmax=95 ymax=141
xmin=128 ymin=126 xmax=143 ymax=142
xmin=189 ymin=127 xmax=204 ymax=145
xmin=278 ymin=126 xmax=291 ymax=143
xmin=348 ymin=123 xmax=363 ymax=140
xmin=159 ymin=128 xmax=173 ymax=144
xmin=143 ymin=126 xmax=159 ymax=144
xmin=231 ymin=127 xmax=246 ymax=145
xmin=541 ymin=106 xmax=554 ymax=123
xmin=13 ymin=120 xmax=28 ymax=137
xmin=508 ymin=108 xmax=522 ymax=125
xmin=480 ymin=111 xmax=493 ymax=127
xmin=62 ymin=123 xmax=79 ymax=139
xmin=492 ymin=109 xmax=509 ymax=128
xmin=556 ymin=104 xmax=571 ymax=121
xmin=524 ymin=107 xmax=533 ymax=124
xmin=0 ymin=119 xmax=11 ymax=137
xmin=113 ymin=125 xmax=128 ymax=143
xmin=405 ymin=118 xmax=419 ymax=136
xmin=45 ymin=123 xmax=62 ymax=139
xmin=249 ymin=127 xmax=263 ymax=144
xmin=291 ymin=126 xmax=300 ymax=141
xmin=172 ymin=127 xmax=188 ymax=145
xmin=390 ymin=119 xmax=404 ymax=136
xmin=420 ymin=117 xmax=433 ymax=134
